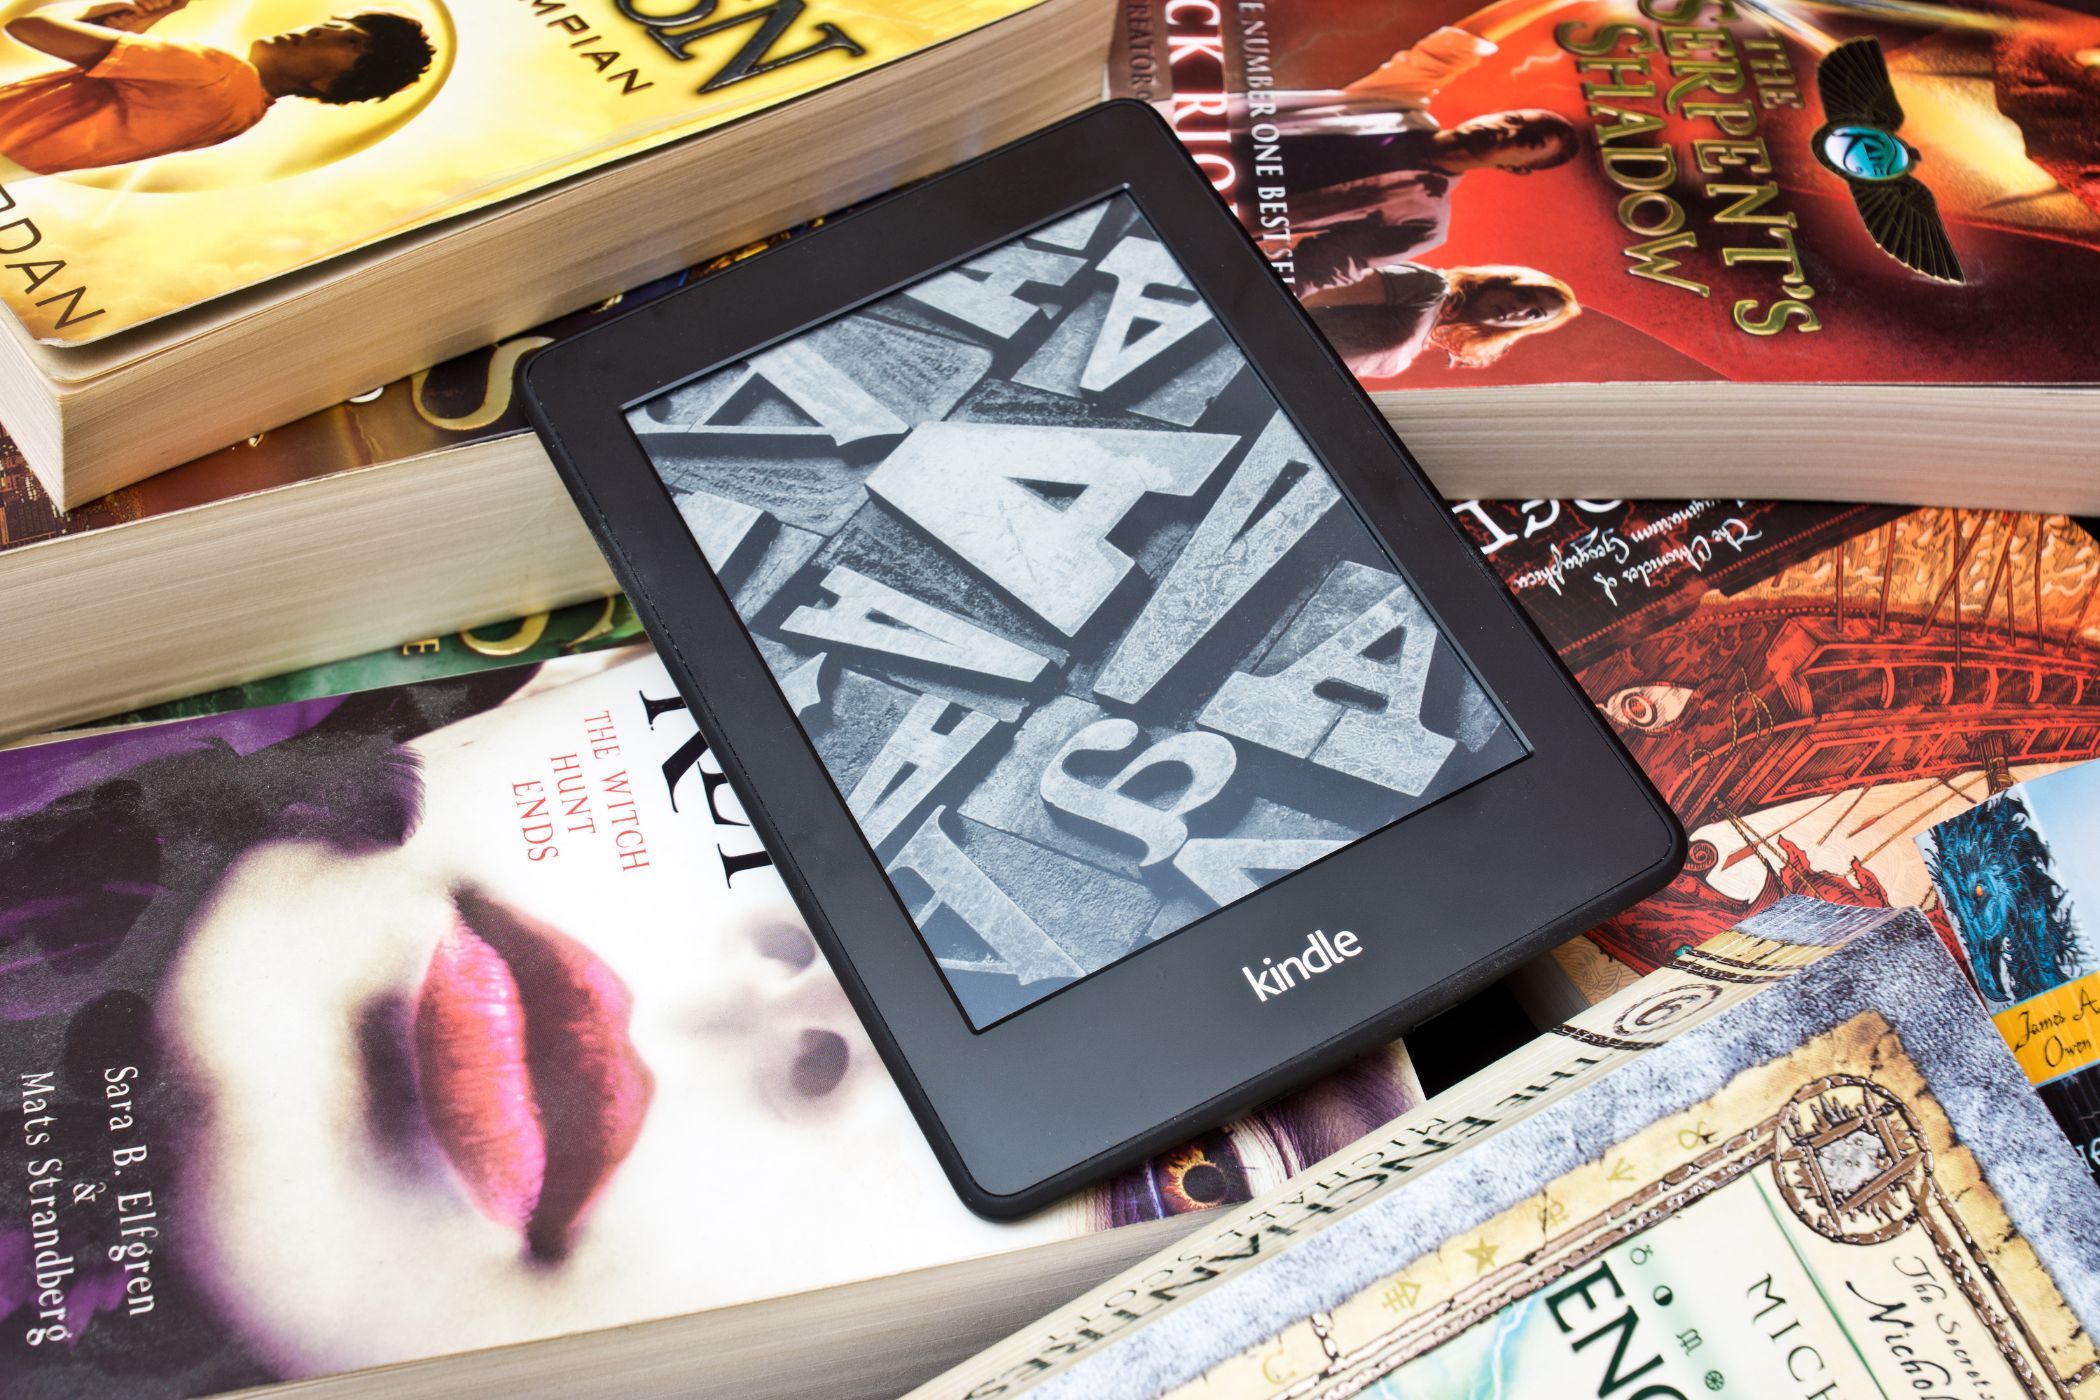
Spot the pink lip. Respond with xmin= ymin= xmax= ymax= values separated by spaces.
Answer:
xmin=414 ymin=890 xmax=653 ymax=1258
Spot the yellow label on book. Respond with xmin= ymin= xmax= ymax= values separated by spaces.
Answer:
xmin=0 ymin=0 xmax=1046 ymax=342
xmin=1175 ymin=1011 xmax=2100 ymax=1400
xmin=1994 ymin=971 xmax=2100 ymax=1086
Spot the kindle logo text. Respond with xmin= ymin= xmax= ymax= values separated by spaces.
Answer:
xmin=1244 ymin=929 xmax=1362 ymax=1002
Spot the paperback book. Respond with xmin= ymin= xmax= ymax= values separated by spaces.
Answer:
xmin=1112 ymin=0 xmax=2100 ymax=506
xmin=0 ymin=0 xmax=1032 ymax=343
xmin=1922 ymin=759 xmax=2100 ymax=1185
xmin=78 ymin=594 xmax=647 ymax=730
xmin=0 ymin=241 xmax=743 ymax=740
xmin=919 ymin=898 xmax=2100 ymax=1397
xmin=0 ymin=649 xmax=1425 ymax=1395
xmin=1450 ymin=499 xmax=2100 ymax=1003
xmin=0 ymin=250 xmax=742 ymax=554
xmin=1 ymin=0 xmax=1111 ymax=510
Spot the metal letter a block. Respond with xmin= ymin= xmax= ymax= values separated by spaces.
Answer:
xmin=1200 ymin=581 xmax=1459 ymax=795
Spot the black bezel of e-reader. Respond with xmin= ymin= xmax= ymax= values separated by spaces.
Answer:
xmin=519 ymin=100 xmax=1685 ymax=1219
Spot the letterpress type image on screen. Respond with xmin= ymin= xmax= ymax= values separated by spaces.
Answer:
xmin=627 ymin=194 xmax=1526 ymax=1027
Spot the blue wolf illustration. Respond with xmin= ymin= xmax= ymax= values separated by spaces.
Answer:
xmin=1926 ymin=793 xmax=2086 ymax=1004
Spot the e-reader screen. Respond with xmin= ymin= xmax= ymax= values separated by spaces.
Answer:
xmin=624 ymin=193 xmax=1527 ymax=1028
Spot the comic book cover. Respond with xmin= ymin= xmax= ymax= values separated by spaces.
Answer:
xmin=0 ymin=648 xmax=1423 ymax=1394
xmin=923 ymin=900 xmax=2100 ymax=1399
xmin=1450 ymin=498 xmax=2100 ymax=1003
xmin=1110 ymin=0 xmax=2100 ymax=390
xmin=0 ymin=0 xmax=1040 ymax=343
xmin=1921 ymin=760 xmax=2100 ymax=1187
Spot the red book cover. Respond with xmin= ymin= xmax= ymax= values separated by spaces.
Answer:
xmin=1111 ymin=0 xmax=2100 ymax=389
xmin=1450 ymin=496 xmax=2100 ymax=999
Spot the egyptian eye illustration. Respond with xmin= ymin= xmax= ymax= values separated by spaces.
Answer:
xmin=1809 ymin=39 xmax=1964 ymax=283
xmin=1821 ymin=123 xmax=1911 ymax=181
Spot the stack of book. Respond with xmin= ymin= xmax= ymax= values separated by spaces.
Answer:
xmin=1107 ymin=0 xmax=2100 ymax=503
xmin=8 ymin=0 xmax=2100 ymax=1393
xmin=0 ymin=0 xmax=1115 ymax=735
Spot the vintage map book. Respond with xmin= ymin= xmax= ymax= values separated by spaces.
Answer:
xmin=918 ymin=898 xmax=2100 ymax=1398
xmin=0 ymin=0 xmax=1112 ymax=508
xmin=1112 ymin=0 xmax=2100 ymax=510
xmin=1922 ymin=760 xmax=2100 ymax=1186
xmin=1446 ymin=499 xmax=2100 ymax=1007
xmin=0 ymin=648 xmax=1427 ymax=1397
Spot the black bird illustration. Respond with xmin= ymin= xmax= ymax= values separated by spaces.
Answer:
xmin=1811 ymin=38 xmax=1965 ymax=283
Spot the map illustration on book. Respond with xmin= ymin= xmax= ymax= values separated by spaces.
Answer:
xmin=928 ymin=901 xmax=2100 ymax=1398
xmin=1113 ymin=0 xmax=2100 ymax=390
xmin=1159 ymin=984 xmax=2098 ymax=1398
xmin=0 ymin=0 xmax=1042 ymax=342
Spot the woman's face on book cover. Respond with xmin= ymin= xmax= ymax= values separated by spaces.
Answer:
xmin=146 ymin=658 xmax=1058 ymax=1377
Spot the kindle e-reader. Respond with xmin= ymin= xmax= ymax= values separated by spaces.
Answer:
xmin=519 ymin=100 xmax=1684 ymax=1218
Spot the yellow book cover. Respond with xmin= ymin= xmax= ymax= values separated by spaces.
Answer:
xmin=1172 ymin=1008 xmax=2098 ymax=1399
xmin=0 ymin=0 xmax=1044 ymax=342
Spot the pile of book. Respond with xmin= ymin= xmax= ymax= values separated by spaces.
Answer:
xmin=7 ymin=0 xmax=2100 ymax=1394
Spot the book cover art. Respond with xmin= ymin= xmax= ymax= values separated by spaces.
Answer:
xmin=0 ymin=649 xmax=1422 ymax=1394
xmin=1112 ymin=0 xmax=2100 ymax=389
xmin=0 ymin=0 xmax=1039 ymax=343
xmin=1921 ymin=761 xmax=2100 ymax=1185
xmin=1164 ymin=1006 xmax=2094 ymax=1398
xmin=1453 ymin=499 xmax=2100 ymax=1002
xmin=936 ymin=902 xmax=2100 ymax=1398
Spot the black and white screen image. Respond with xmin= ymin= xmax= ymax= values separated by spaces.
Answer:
xmin=628 ymin=194 xmax=1527 ymax=1028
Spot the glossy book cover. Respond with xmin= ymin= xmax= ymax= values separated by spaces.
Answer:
xmin=0 ymin=649 xmax=1424 ymax=1393
xmin=0 ymin=0 xmax=1040 ymax=343
xmin=1921 ymin=760 xmax=2100 ymax=1187
xmin=1446 ymin=499 xmax=2100 ymax=1004
xmin=1111 ymin=0 xmax=2100 ymax=390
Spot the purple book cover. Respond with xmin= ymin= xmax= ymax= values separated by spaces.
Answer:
xmin=0 ymin=650 xmax=1419 ymax=1394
